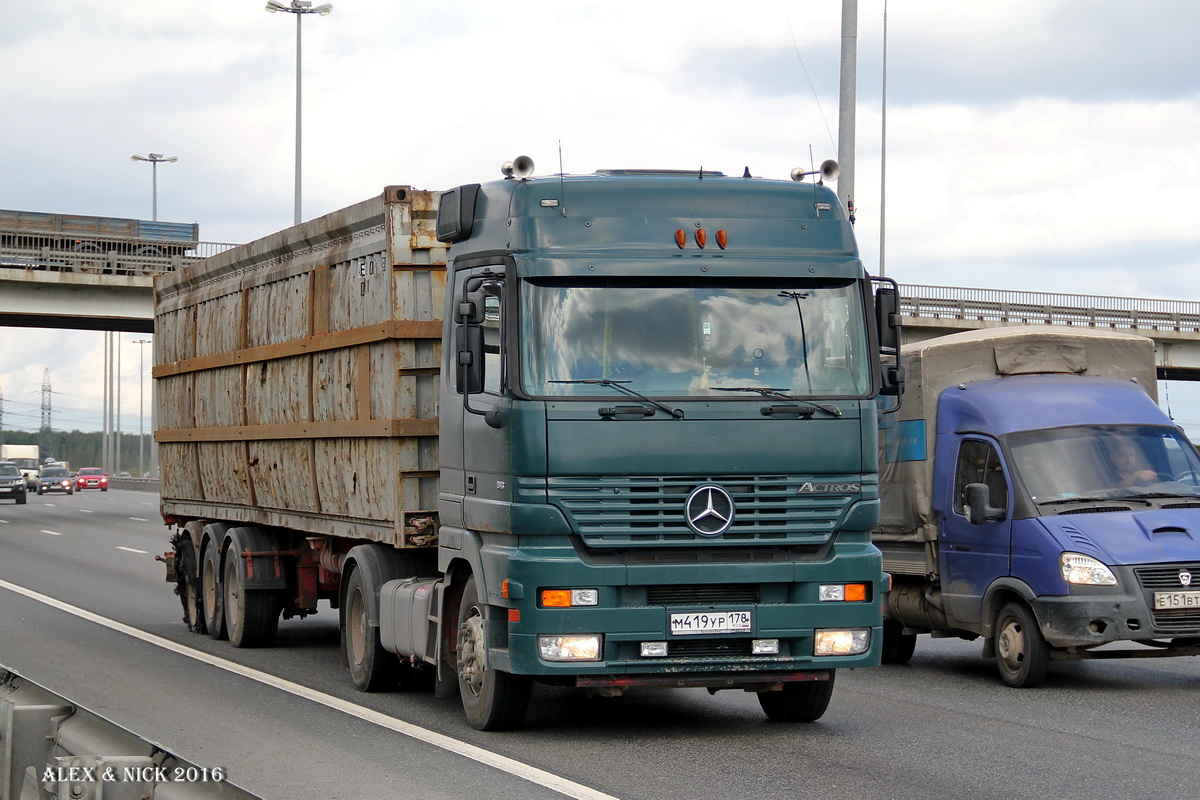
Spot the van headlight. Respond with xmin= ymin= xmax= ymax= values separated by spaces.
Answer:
xmin=1061 ymin=553 xmax=1117 ymax=586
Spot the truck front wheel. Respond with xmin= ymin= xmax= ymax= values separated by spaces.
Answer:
xmin=757 ymin=671 xmax=835 ymax=722
xmin=456 ymin=576 xmax=531 ymax=731
xmin=994 ymin=601 xmax=1049 ymax=688
xmin=345 ymin=567 xmax=400 ymax=691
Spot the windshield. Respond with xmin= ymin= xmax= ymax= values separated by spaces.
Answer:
xmin=41 ymin=467 xmax=68 ymax=477
xmin=521 ymin=278 xmax=870 ymax=398
xmin=79 ymin=468 xmax=103 ymax=475
xmin=0 ymin=464 xmax=19 ymax=478
xmin=1008 ymin=425 xmax=1200 ymax=503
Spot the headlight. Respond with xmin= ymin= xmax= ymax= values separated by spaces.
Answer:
xmin=814 ymin=628 xmax=871 ymax=656
xmin=538 ymin=634 xmax=602 ymax=661
xmin=1061 ymin=552 xmax=1117 ymax=586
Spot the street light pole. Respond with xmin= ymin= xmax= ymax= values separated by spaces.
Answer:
xmin=130 ymin=153 xmax=178 ymax=221
xmin=266 ymin=0 xmax=333 ymax=225
xmin=133 ymin=338 xmax=151 ymax=478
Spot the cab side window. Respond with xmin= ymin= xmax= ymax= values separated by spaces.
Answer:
xmin=955 ymin=439 xmax=1008 ymax=516
xmin=482 ymin=291 xmax=503 ymax=394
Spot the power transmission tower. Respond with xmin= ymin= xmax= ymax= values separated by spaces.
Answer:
xmin=40 ymin=368 xmax=52 ymax=454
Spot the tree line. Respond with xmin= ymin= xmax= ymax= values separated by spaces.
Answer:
xmin=0 ymin=429 xmax=152 ymax=474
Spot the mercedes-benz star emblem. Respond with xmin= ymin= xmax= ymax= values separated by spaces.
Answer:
xmin=685 ymin=484 xmax=735 ymax=536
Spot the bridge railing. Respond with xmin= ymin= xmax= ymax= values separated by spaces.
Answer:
xmin=900 ymin=284 xmax=1200 ymax=335
xmin=0 ymin=231 xmax=238 ymax=277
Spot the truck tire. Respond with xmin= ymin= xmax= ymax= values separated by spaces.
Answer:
xmin=994 ymin=601 xmax=1049 ymax=688
xmin=881 ymin=619 xmax=917 ymax=664
xmin=757 ymin=671 xmax=836 ymax=722
xmin=201 ymin=542 xmax=227 ymax=641
xmin=456 ymin=576 xmax=531 ymax=731
xmin=223 ymin=550 xmax=279 ymax=648
xmin=345 ymin=566 xmax=400 ymax=692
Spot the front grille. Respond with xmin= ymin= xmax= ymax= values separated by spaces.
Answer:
xmin=662 ymin=639 xmax=753 ymax=658
xmin=1134 ymin=563 xmax=1200 ymax=634
xmin=546 ymin=475 xmax=857 ymax=548
xmin=646 ymin=584 xmax=759 ymax=606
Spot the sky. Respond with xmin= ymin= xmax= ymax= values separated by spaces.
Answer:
xmin=2 ymin=0 xmax=1199 ymax=435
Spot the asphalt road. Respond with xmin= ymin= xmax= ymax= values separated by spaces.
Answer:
xmin=1 ymin=490 xmax=1198 ymax=800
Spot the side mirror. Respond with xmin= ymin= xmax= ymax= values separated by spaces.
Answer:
xmin=455 ymin=324 xmax=484 ymax=395
xmin=964 ymin=482 xmax=1005 ymax=525
xmin=874 ymin=284 xmax=901 ymax=355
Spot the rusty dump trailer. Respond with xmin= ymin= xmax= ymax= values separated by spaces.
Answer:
xmin=154 ymin=186 xmax=443 ymax=547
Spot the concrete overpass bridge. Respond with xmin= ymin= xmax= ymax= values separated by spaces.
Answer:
xmin=3 ymin=262 xmax=1200 ymax=380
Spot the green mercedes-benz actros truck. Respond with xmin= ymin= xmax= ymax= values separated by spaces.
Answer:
xmin=156 ymin=157 xmax=901 ymax=730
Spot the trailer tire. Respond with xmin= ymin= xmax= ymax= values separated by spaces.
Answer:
xmin=223 ymin=550 xmax=279 ymax=648
xmin=201 ymin=542 xmax=227 ymax=641
xmin=345 ymin=567 xmax=400 ymax=692
xmin=758 ymin=671 xmax=835 ymax=723
xmin=456 ymin=576 xmax=531 ymax=731
xmin=881 ymin=619 xmax=917 ymax=664
xmin=994 ymin=601 xmax=1048 ymax=688
xmin=176 ymin=537 xmax=207 ymax=635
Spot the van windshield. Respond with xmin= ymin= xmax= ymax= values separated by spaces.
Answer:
xmin=1008 ymin=425 xmax=1200 ymax=503
xmin=521 ymin=278 xmax=869 ymax=398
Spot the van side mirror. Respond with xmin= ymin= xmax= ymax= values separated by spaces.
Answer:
xmin=964 ymin=483 xmax=1005 ymax=525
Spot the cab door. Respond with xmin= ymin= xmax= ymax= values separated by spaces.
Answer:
xmin=940 ymin=437 xmax=1013 ymax=630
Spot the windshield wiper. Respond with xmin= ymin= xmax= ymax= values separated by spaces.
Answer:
xmin=712 ymin=386 xmax=842 ymax=417
xmin=549 ymin=379 xmax=684 ymax=419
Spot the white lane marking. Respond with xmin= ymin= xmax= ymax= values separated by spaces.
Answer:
xmin=0 ymin=519 xmax=8 ymax=524
xmin=0 ymin=578 xmax=619 ymax=800
xmin=116 ymin=546 xmax=148 ymax=554
xmin=40 ymin=530 xmax=63 ymax=536
xmin=79 ymin=509 xmax=94 ymax=514
xmin=129 ymin=517 xmax=151 ymax=522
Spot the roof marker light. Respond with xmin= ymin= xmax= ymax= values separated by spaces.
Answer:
xmin=695 ymin=228 xmax=707 ymax=248
xmin=675 ymin=229 xmax=687 ymax=248
xmin=716 ymin=229 xmax=728 ymax=249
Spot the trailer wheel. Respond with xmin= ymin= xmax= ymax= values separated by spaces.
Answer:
xmin=994 ymin=601 xmax=1048 ymax=688
xmin=345 ymin=567 xmax=400 ymax=691
xmin=881 ymin=619 xmax=917 ymax=664
xmin=201 ymin=543 xmax=227 ymax=641
xmin=176 ymin=537 xmax=207 ymax=635
xmin=223 ymin=551 xmax=279 ymax=648
xmin=456 ymin=576 xmax=531 ymax=731
xmin=757 ymin=671 xmax=836 ymax=723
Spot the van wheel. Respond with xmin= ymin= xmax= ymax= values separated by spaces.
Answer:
xmin=994 ymin=601 xmax=1049 ymax=687
xmin=223 ymin=551 xmax=279 ymax=647
xmin=758 ymin=671 xmax=836 ymax=722
xmin=881 ymin=619 xmax=917 ymax=664
xmin=456 ymin=576 xmax=531 ymax=730
xmin=345 ymin=567 xmax=399 ymax=691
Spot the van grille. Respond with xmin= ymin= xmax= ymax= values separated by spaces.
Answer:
xmin=1134 ymin=563 xmax=1200 ymax=634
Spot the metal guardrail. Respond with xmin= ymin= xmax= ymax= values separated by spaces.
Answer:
xmin=900 ymin=283 xmax=1200 ymax=335
xmin=0 ymin=235 xmax=238 ymax=277
xmin=1 ymin=666 xmax=259 ymax=800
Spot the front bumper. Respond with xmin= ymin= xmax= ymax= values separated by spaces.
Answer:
xmin=489 ymin=539 xmax=885 ymax=683
xmin=1033 ymin=563 xmax=1200 ymax=648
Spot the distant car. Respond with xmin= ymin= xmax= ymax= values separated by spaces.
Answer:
xmin=0 ymin=461 xmax=27 ymax=504
xmin=36 ymin=466 xmax=74 ymax=495
xmin=74 ymin=467 xmax=108 ymax=492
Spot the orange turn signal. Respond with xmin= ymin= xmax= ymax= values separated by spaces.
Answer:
xmin=845 ymin=583 xmax=868 ymax=602
xmin=541 ymin=589 xmax=572 ymax=608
